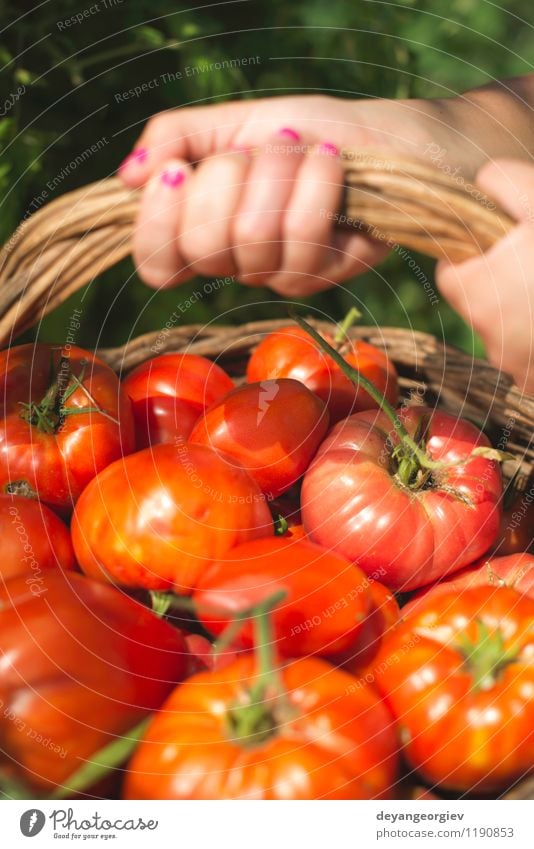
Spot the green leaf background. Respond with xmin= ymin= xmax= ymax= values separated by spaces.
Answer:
xmin=1 ymin=0 xmax=532 ymax=356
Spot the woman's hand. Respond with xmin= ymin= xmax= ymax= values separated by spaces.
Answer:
xmin=118 ymin=95 xmax=439 ymax=295
xmin=437 ymin=159 xmax=534 ymax=394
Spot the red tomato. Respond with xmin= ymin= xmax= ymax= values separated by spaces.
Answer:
xmin=124 ymin=655 xmax=399 ymax=799
xmin=189 ymin=378 xmax=329 ymax=498
xmin=374 ymin=586 xmax=534 ymax=793
xmin=402 ymin=552 xmax=534 ymax=617
xmin=122 ymin=353 xmax=234 ymax=449
xmin=72 ymin=442 xmax=273 ymax=594
xmin=0 ymin=344 xmax=134 ymax=513
xmin=246 ymin=325 xmax=398 ymax=424
xmin=329 ymin=578 xmax=401 ymax=676
xmin=302 ymin=406 xmax=502 ymax=591
xmin=193 ymin=538 xmax=372 ymax=658
xmin=0 ymin=494 xmax=75 ymax=583
xmin=0 ymin=572 xmax=189 ymax=791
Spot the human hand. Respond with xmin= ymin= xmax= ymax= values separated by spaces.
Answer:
xmin=118 ymin=95 xmax=438 ymax=295
xmin=436 ymin=159 xmax=534 ymax=394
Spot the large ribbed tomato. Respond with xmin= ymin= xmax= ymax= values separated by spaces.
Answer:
xmin=193 ymin=537 xmax=372 ymax=658
xmin=122 ymin=353 xmax=234 ymax=449
xmin=189 ymin=378 xmax=329 ymax=498
xmin=302 ymin=406 xmax=502 ymax=591
xmin=246 ymin=325 xmax=398 ymax=424
xmin=0 ymin=344 xmax=134 ymax=513
xmin=72 ymin=442 xmax=273 ymax=594
xmin=0 ymin=572 xmax=189 ymax=792
xmin=0 ymin=494 xmax=75 ymax=583
xmin=374 ymin=586 xmax=534 ymax=793
xmin=124 ymin=656 xmax=399 ymax=799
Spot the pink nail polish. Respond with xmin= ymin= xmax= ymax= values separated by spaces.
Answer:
xmin=132 ymin=147 xmax=148 ymax=163
xmin=118 ymin=147 xmax=148 ymax=171
xmin=319 ymin=142 xmax=339 ymax=157
xmin=278 ymin=128 xmax=300 ymax=141
xmin=161 ymin=169 xmax=185 ymax=188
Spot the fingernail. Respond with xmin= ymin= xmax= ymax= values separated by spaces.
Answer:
xmin=230 ymin=144 xmax=251 ymax=155
xmin=118 ymin=147 xmax=148 ymax=171
xmin=277 ymin=127 xmax=300 ymax=141
xmin=318 ymin=142 xmax=339 ymax=157
xmin=161 ymin=168 xmax=185 ymax=188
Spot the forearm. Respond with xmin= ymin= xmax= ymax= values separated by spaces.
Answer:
xmin=423 ymin=74 xmax=534 ymax=177
xmin=345 ymin=75 xmax=534 ymax=182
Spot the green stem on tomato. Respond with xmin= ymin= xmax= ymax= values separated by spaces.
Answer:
xmin=19 ymin=357 xmax=119 ymax=432
xmin=248 ymin=590 xmax=286 ymax=702
xmin=273 ymin=514 xmax=289 ymax=536
xmin=49 ymin=718 xmax=150 ymax=800
xmin=333 ymin=306 xmax=362 ymax=346
xmin=292 ymin=313 xmax=444 ymax=477
xmin=149 ymin=590 xmax=176 ymax=618
xmin=225 ymin=590 xmax=287 ymax=747
xmin=457 ymin=619 xmax=522 ymax=693
xmin=0 ymin=770 xmax=36 ymax=801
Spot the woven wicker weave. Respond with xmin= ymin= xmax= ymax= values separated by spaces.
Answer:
xmin=0 ymin=147 xmax=532 ymax=799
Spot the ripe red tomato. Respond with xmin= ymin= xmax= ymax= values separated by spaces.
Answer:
xmin=193 ymin=537 xmax=372 ymax=658
xmin=246 ymin=325 xmax=398 ymax=424
xmin=329 ymin=578 xmax=400 ymax=676
xmin=0 ymin=344 xmax=134 ymax=513
xmin=122 ymin=353 xmax=234 ymax=449
xmin=72 ymin=442 xmax=273 ymax=594
xmin=189 ymin=378 xmax=329 ymax=498
xmin=123 ymin=655 xmax=399 ymax=799
xmin=373 ymin=586 xmax=534 ymax=793
xmin=402 ymin=552 xmax=534 ymax=617
xmin=302 ymin=406 xmax=502 ymax=591
xmin=0 ymin=494 xmax=75 ymax=583
xmin=0 ymin=572 xmax=189 ymax=791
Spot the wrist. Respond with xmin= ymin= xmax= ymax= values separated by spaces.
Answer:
xmin=347 ymin=96 xmax=468 ymax=173
xmin=420 ymin=84 xmax=534 ymax=178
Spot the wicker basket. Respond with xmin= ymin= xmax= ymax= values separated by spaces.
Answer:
xmin=0 ymin=149 xmax=531 ymax=480
xmin=0 ymin=149 xmax=532 ymax=800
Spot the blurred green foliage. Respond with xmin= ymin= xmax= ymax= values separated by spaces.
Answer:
xmin=1 ymin=0 xmax=533 ymax=355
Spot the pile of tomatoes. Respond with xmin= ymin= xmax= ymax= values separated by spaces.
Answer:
xmin=0 ymin=323 xmax=532 ymax=801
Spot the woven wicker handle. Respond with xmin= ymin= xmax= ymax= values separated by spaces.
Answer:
xmin=0 ymin=149 xmax=514 ymax=346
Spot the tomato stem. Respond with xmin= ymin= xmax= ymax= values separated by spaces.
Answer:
xmin=274 ymin=514 xmax=289 ymax=536
xmin=292 ymin=313 xmax=464 ymax=485
xmin=49 ymin=718 xmax=150 ymax=799
xmin=333 ymin=306 xmax=362 ymax=347
xmin=248 ymin=589 xmax=286 ymax=701
xmin=149 ymin=590 xmax=175 ymax=617
xmin=18 ymin=357 xmax=119 ymax=433
xmin=457 ymin=619 xmax=521 ymax=692
xmin=225 ymin=590 xmax=288 ymax=748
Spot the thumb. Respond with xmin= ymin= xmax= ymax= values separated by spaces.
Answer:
xmin=436 ymin=158 xmax=533 ymax=277
xmin=475 ymin=158 xmax=534 ymax=224
xmin=118 ymin=100 xmax=252 ymax=187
